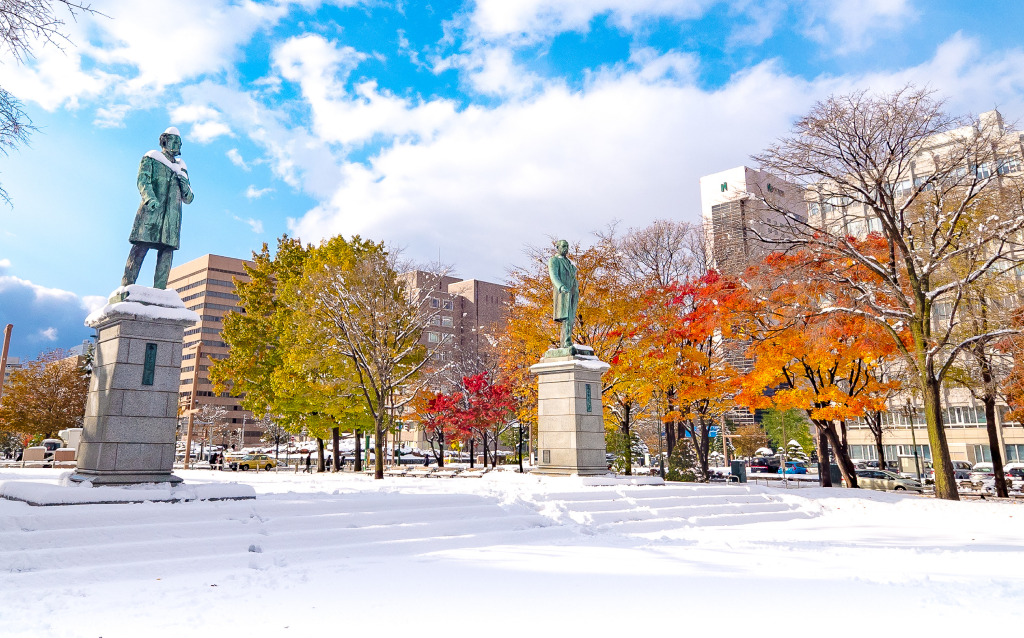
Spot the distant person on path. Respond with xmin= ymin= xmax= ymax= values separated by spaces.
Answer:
xmin=305 ymin=453 xmax=312 ymax=474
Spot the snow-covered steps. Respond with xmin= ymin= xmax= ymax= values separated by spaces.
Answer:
xmin=521 ymin=484 xmax=819 ymax=535
xmin=0 ymin=489 xmax=568 ymax=586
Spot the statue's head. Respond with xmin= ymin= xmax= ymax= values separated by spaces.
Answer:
xmin=159 ymin=127 xmax=182 ymax=157
xmin=555 ymin=239 xmax=569 ymax=256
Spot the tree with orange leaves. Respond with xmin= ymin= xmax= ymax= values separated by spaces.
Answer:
xmin=631 ymin=271 xmax=742 ymax=481
xmin=733 ymin=252 xmax=903 ymax=488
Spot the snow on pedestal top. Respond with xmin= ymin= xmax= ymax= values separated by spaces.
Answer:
xmin=85 ymin=284 xmax=199 ymax=327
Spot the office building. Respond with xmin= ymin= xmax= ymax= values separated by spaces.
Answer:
xmin=699 ymin=166 xmax=807 ymax=275
xmin=167 ymin=254 xmax=258 ymax=446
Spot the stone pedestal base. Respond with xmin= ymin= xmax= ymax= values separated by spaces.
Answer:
xmin=70 ymin=285 xmax=199 ymax=486
xmin=530 ymin=350 xmax=610 ymax=476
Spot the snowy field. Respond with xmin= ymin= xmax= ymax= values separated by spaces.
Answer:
xmin=1 ymin=468 xmax=1022 ymax=637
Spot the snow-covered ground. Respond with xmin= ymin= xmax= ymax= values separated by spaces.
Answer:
xmin=1 ymin=468 xmax=1022 ymax=636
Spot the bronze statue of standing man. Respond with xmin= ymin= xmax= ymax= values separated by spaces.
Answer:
xmin=548 ymin=239 xmax=579 ymax=349
xmin=121 ymin=127 xmax=195 ymax=290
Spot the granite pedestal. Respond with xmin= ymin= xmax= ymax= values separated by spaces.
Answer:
xmin=530 ymin=345 xmax=611 ymax=476
xmin=70 ymin=285 xmax=199 ymax=486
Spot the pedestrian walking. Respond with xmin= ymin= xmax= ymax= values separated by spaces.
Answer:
xmin=304 ymin=453 xmax=312 ymax=474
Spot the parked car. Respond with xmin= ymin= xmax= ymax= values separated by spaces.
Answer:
xmin=229 ymin=454 xmax=277 ymax=471
xmin=750 ymin=457 xmax=781 ymax=473
xmin=778 ymin=461 xmax=808 ymax=475
xmin=1006 ymin=466 xmax=1024 ymax=480
xmin=865 ymin=459 xmax=900 ymax=472
xmin=855 ymin=469 xmax=923 ymax=493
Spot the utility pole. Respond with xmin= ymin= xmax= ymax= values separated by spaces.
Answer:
xmin=0 ymin=324 xmax=12 ymax=402
xmin=183 ymin=342 xmax=202 ymax=470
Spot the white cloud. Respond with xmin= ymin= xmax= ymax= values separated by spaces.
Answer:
xmin=465 ymin=0 xmax=919 ymax=54
xmin=233 ymin=215 xmax=265 ymax=233
xmin=273 ymin=34 xmax=459 ymax=147
xmin=277 ymin=35 xmax=1024 ymax=281
xmin=245 ymin=185 xmax=274 ymax=200
xmin=81 ymin=295 xmax=107 ymax=313
xmin=802 ymin=0 xmax=918 ymax=53
xmin=0 ymin=258 xmax=10 ymax=270
xmin=226 ymin=149 xmax=251 ymax=170
xmin=0 ymin=0 xmax=305 ymax=114
xmin=94 ymin=104 xmax=132 ymax=128
xmin=171 ymin=104 xmax=234 ymax=143
xmin=39 ymin=327 xmax=58 ymax=341
xmin=468 ymin=0 xmax=712 ymax=43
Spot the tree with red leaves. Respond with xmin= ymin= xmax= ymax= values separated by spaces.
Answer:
xmin=412 ymin=373 xmax=516 ymax=468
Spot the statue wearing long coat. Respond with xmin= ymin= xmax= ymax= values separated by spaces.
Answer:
xmin=548 ymin=253 xmax=579 ymax=322
xmin=129 ymin=152 xmax=194 ymax=250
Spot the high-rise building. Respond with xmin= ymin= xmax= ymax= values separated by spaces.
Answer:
xmin=167 ymin=254 xmax=258 ymax=446
xmin=699 ymin=166 xmax=808 ymax=275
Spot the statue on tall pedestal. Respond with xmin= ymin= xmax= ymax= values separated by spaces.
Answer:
xmin=531 ymin=238 xmax=608 ymax=476
xmin=121 ymin=127 xmax=195 ymax=290
xmin=71 ymin=127 xmax=201 ymax=486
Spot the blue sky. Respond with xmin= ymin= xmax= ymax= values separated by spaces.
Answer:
xmin=1 ymin=0 xmax=1023 ymax=359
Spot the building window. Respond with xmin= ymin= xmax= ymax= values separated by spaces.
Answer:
xmin=429 ymin=316 xmax=441 ymax=326
xmin=442 ymin=300 xmax=453 ymax=310
xmin=431 ymin=298 xmax=440 ymax=308
xmin=1005 ymin=445 xmax=1024 ymax=462
xmin=428 ymin=332 xmax=440 ymax=343
xmin=998 ymin=156 xmax=1022 ymax=175
xmin=892 ymin=180 xmax=912 ymax=197
xmin=441 ymin=316 xmax=454 ymax=327
xmin=972 ymin=445 xmax=992 ymax=464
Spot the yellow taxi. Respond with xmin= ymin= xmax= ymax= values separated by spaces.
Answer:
xmin=229 ymin=453 xmax=278 ymax=471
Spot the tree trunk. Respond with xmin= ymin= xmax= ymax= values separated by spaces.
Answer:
xmin=374 ymin=417 xmax=384 ymax=480
xmin=469 ymin=439 xmax=475 ymax=468
xmin=817 ymin=426 xmax=832 ymax=487
xmin=518 ymin=424 xmax=524 ymax=473
xmin=871 ymin=412 xmax=886 ymax=471
xmin=984 ymin=394 xmax=1008 ymax=498
xmin=316 ymin=438 xmax=325 ymax=472
xmin=331 ymin=426 xmax=340 ymax=472
xmin=354 ymin=429 xmax=362 ymax=472
xmin=665 ymin=390 xmax=677 ymax=455
xmin=695 ymin=419 xmax=711 ymax=482
xmin=821 ymin=423 xmax=858 ymax=488
xmin=923 ymin=375 xmax=958 ymax=500
xmin=481 ymin=432 xmax=489 ymax=467
xmin=620 ymin=403 xmax=632 ymax=475
xmin=492 ymin=432 xmax=499 ymax=469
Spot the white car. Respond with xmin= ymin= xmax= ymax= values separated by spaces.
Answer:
xmin=855 ymin=469 xmax=923 ymax=493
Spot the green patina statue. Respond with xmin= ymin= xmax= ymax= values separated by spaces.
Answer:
xmin=121 ymin=127 xmax=195 ymax=290
xmin=548 ymin=239 xmax=579 ymax=350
